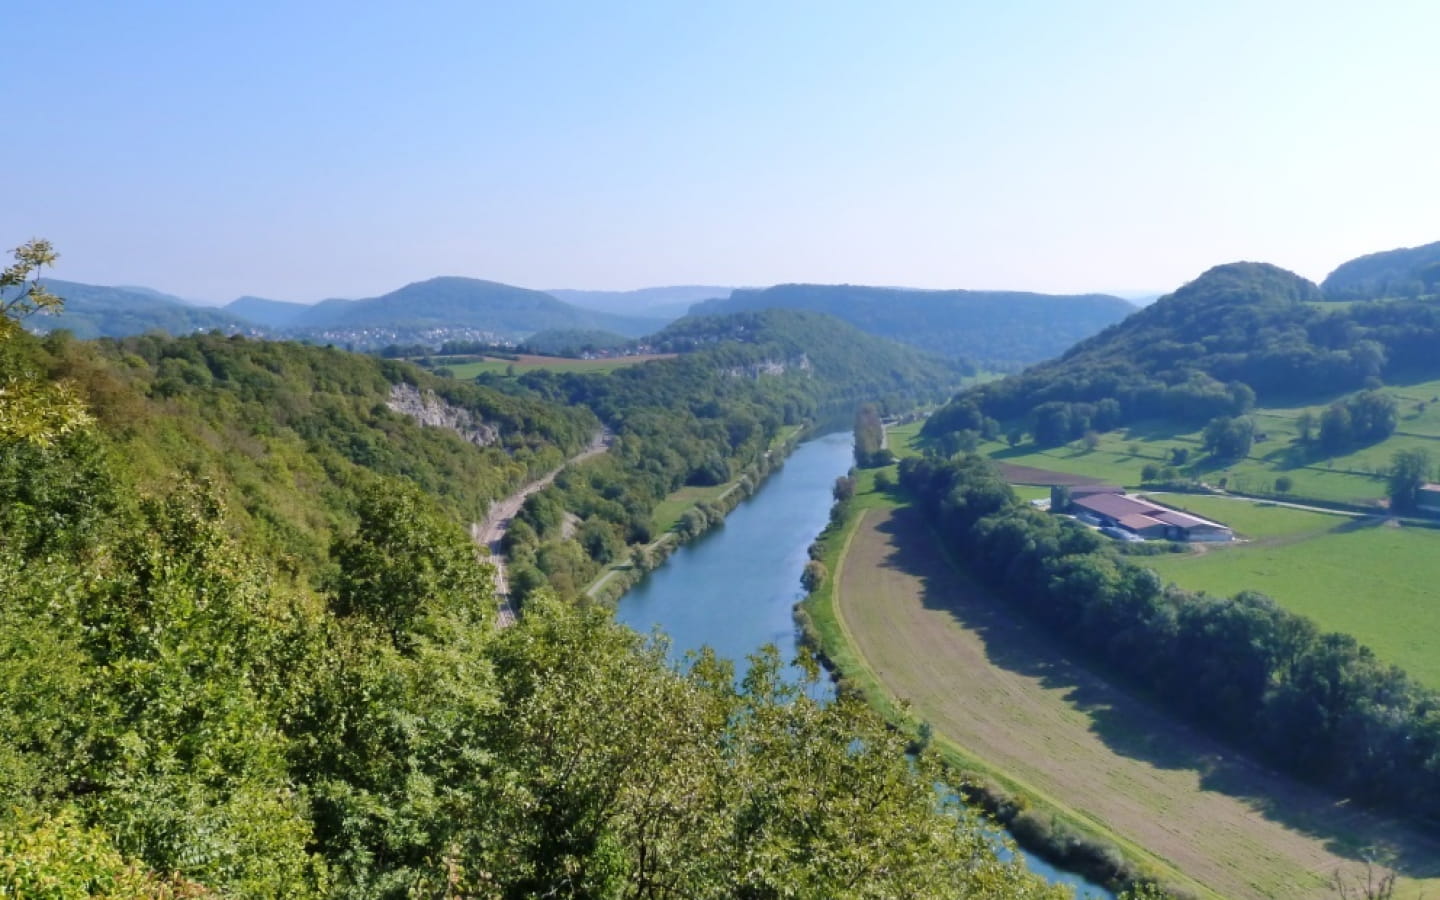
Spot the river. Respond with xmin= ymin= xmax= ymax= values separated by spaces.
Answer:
xmin=615 ymin=431 xmax=1113 ymax=898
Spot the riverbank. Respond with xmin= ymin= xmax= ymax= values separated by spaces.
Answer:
xmin=584 ymin=424 xmax=807 ymax=603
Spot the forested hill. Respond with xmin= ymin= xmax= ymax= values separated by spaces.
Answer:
xmin=15 ymin=329 xmax=596 ymax=576
xmin=0 ymin=251 xmax=1063 ymax=896
xmin=927 ymin=260 xmax=1440 ymax=438
xmin=689 ymin=283 xmax=1133 ymax=369
xmin=285 ymin=276 xmax=667 ymax=339
xmin=31 ymin=279 xmax=256 ymax=338
xmin=1322 ymin=239 xmax=1440 ymax=299
xmin=652 ymin=308 xmax=973 ymax=405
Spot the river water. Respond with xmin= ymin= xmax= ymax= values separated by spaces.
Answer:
xmin=615 ymin=431 xmax=1113 ymax=898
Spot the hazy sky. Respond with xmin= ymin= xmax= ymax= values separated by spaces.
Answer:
xmin=6 ymin=1 xmax=1438 ymax=303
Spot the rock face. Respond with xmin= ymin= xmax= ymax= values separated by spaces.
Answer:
xmin=386 ymin=383 xmax=499 ymax=448
xmin=722 ymin=354 xmax=812 ymax=379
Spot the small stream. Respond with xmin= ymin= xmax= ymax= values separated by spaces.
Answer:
xmin=615 ymin=431 xmax=1113 ymax=898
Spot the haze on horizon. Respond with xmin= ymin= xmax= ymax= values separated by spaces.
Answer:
xmin=6 ymin=0 xmax=1438 ymax=304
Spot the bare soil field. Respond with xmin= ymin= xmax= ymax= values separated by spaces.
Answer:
xmin=997 ymin=462 xmax=1109 ymax=486
xmin=835 ymin=506 xmax=1440 ymax=899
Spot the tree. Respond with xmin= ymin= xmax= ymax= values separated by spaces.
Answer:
xmin=331 ymin=480 xmax=494 ymax=640
xmin=1203 ymin=415 xmax=1254 ymax=459
xmin=1274 ymin=475 xmax=1293 ymax=494
xmin=1295 ymin=410 xmax=1315 ymax=443
xmin=0 ymin=238 xmax=61 ymax=324
xmin=1387 ymin=448 xmax=1430 ymax=514
xmin=800 ymin=559 xmax=827 ymax=593
xmin=0 ymin=240 xmax=93 ymax=445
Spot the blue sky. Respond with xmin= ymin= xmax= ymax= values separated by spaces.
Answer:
xmin=6 ymin=1 xmax=1438 ymax=302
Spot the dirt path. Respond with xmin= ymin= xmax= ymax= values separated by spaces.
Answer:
xmin=474 ymin=429 xmax=610 ymax=626
xmin=834 ymin=506 xmax=1440 ymax=899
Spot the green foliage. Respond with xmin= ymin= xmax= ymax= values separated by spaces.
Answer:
xmin=1387 ymin=447 xmax=1431 ymax=513
xmin=801 ymin=559 xmax=828 ymax=593
xmin=1322 ymin=239 xmax=1440 ymax=300
xmin=0 ymin=810 xmax=188 ymax=899
xmin=519 ymin=327 xmax=630 ymax=356
xmin=330 ymin=480 xmax=494 ymax=639
xmin=854 ymin=403 xmax=888 ymax=466
xmin=925 ymin=261 xmax=1440 ymax=455
xmin=2 ymin=239 xmax=63 ymax=321
xmin=1201 ymin=415 xmax=1254 ymax=459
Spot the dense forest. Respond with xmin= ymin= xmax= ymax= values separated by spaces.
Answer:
xmin=899 ymin=452 xmax=1440 ymax=830
xmin=690 ymin=283 xmax=1134 ymax=370
xmin=3 ymin=245 xmax=1068 ymax=896
xmin=1321 ymin=240 xmax=1440 ymax=300
xmin=925 ymin=261 xmax=1440 ymax=447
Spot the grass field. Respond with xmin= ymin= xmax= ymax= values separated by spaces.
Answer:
xmin=649 ymin=484 xmax=732 ymax=533
xmin=1140 ymin=494 xmax=1349 ymax=540
xmin=823 ymin=496 xmax=1440 ymax=898
xmin=441 ymin=353 xmax=674 ymax=378
xmin=1144 ymin=507 xmax=1440 ymax=688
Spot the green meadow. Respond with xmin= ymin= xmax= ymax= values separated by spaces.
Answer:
xmin=1143 ymin=498 xmax=1440 ymax=689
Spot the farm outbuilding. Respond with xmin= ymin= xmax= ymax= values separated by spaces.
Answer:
xmin=1060 ymin=488 xmax=1233 ymax=542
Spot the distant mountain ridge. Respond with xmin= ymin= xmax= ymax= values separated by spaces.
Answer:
xmin=283 ymin=277 xmax=667 ymax=340
xmin=546 ymin=285 xmax=734 ymax=322
xmin=33 ymin=280 xmax=255 ymax=339
xmin=1322 ymin=240 xmax=1440 ymax=299
xmin=225 ymin=296 xmax=311 ymax=329
xmin=690 ymin=284 xmax=1134 ymax=369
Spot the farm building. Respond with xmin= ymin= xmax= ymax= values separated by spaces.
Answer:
xmin=1061 ymin=488 xmax=1233 ymax=542
xmin=1417 ymin=484 xmax=1440 ymax=515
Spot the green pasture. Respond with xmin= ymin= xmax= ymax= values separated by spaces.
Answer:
xmin=1139 ymin=494 xmax=1346 ymax=540
xmin=442 ymin=355 xmax=658 ymax=378
xmin=650 ymin=484 xmax=732 ymax=534
xmin=1147 ymin=516 xmax=1440 ymax=688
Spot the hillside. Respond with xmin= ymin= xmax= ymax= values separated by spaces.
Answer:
xmin=225 ymin=295 xmax=311 ymax=328
xmin=690 ymin=283 xmax=1133 ymax=369
xmin=1323 ymin=240 xmax=1440 ymax=299
xmin=650 ymin=308 xmax=973 ymax=408
xmin=31 ymin=279 xmax=256 ymax=338
xmin=928 ymin=260 xmax=1440 ymax=441
xmin=290 ymin=276 xmax=667 ymax=341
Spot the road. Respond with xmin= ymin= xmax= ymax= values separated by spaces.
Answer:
xmin=474 ymin=429 xmax=610 ymax=627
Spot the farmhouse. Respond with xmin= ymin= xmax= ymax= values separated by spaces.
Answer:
xmin=1061 ymin=487 xmax=1233 ymax=542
